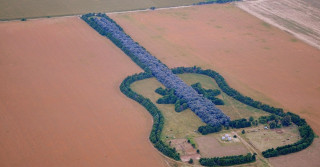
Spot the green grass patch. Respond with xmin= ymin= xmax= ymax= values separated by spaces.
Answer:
xmin=131 ymin=73 xmax=269 ymax=142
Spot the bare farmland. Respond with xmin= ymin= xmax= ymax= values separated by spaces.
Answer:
xmin=0 ymin=17 xmax=167 ymax=167
xmin=0 ymin=0 xmax=201 ymax=20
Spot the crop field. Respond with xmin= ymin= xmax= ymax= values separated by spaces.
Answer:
xmin=110 ymin=4 xmax=320 ymax=136
xmin=0 ymin=17 xmax=168 ymax=167
xmin=236 ymin=0 xmax=320 ymax=49
xmin=0 ymin=0 xmax=201 ymax=20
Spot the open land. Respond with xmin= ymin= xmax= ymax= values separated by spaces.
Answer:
xmin=195 ymin=134 xmax=248 ymax=157
xmin=243 ymin=125 xmax=301 ymax=152
xmin=0 ymin=17 xmax=168 ymax=167
xmin=110 ymin=4 xmax=320 ymax=166
xmin=236 ymin=0 xmax=320 ymax=50
xmin=0 ymin=0 xmax=201 ymax=20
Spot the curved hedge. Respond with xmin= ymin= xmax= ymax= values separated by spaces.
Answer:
xmin=120 ymin=72 xmax=180 ymax=160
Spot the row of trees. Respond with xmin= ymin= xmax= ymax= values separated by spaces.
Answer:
xmin=259 ymin=114 xmax=292 ymax=129
xmin=82 ymin=13 xmax=230 ymax=127
xmin=119 ymin=72 xmax=180 ymax=160
xmin=229 ymin=118 xmax=251 ymax=129
xmin=198 ymin=125 xmax=222 ymax=135
xmin=198 ymin=118 xmax=251 ymax=135
xmin=191 ymin=83 xmax=224 ymax=105
xmin=199 ymin=153 xmax=256 ymax=166
xmin=194 ymin=0 xmax=241 ymax=5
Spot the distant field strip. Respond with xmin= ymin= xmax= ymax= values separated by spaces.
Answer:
xmin=0 ymin=0 xmax=201 ymax=20
xmin=237 ymin=0 xmax=320 ymax=49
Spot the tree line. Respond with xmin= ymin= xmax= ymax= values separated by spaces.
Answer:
xmin=198 ymin=118 xmax=252 ymax=135
xmin=194 ymin=0 xmax=241 ymax=6
xmin=199 ymin=153 xmax=256 ymax=166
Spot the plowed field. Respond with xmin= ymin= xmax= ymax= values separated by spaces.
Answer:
xmin=0 ymin=17 xmax=167 ymax=167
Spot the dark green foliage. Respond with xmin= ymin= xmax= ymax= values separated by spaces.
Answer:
xmin=233 ymin=135 xmax=237 ymax=138
xmin=198 ymin=125 xmax=222 ymax=135
xmin=188 ymin=159 xmax=193 ymax=164
xmin=286 ymin=112 xmax=306 ymax=126
xmin=155 ymin=87 xmax=188 ymax=112
xmin=229 ymin=118 xmax=251 ymax=129
xmin=281 ymin=115 xmax=292 ymax=127
xmin=157 ymin=94 xmax=177 ymax=104
xmin=249 ymin=116 xmax=254 ymax=122
xmin=155 ymin=87 xmax=170 ymax=96
xmin=242 ymin=130 xmax=245 ymax=134
xmin=174 ymin=99 xmax=188 ymax=112
xmin=199 ymin=153 xmax=256 ymax=166
xmin=269 ymin=121 xmax=277 ymax=129
xmin=191 ymin=82 xmax=224 ymax=105
xmin=119 ymin=72 xmax=180 ymax=160
xmin=21 ymin=18 xmax=26 ymax=21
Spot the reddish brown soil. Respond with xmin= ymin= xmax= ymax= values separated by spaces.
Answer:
xmin=0 ymin=17 xmax=167 ymax=167
xmin=110 ymin=4 xmax=320 ymax=135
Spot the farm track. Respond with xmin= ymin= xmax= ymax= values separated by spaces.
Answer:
xmin=233 ymin=131 xmax=273 ymax=167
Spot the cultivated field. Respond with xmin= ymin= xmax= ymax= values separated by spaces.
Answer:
xmin=0 ymin=0 xmax=201 ymax=20
xmin=0 ymin=17 xmax=167 ymax=167
xmin=110 ymin=4 xmax=320 ymax=136
xmin=236 ymin=0 xmax=320 ymax=49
